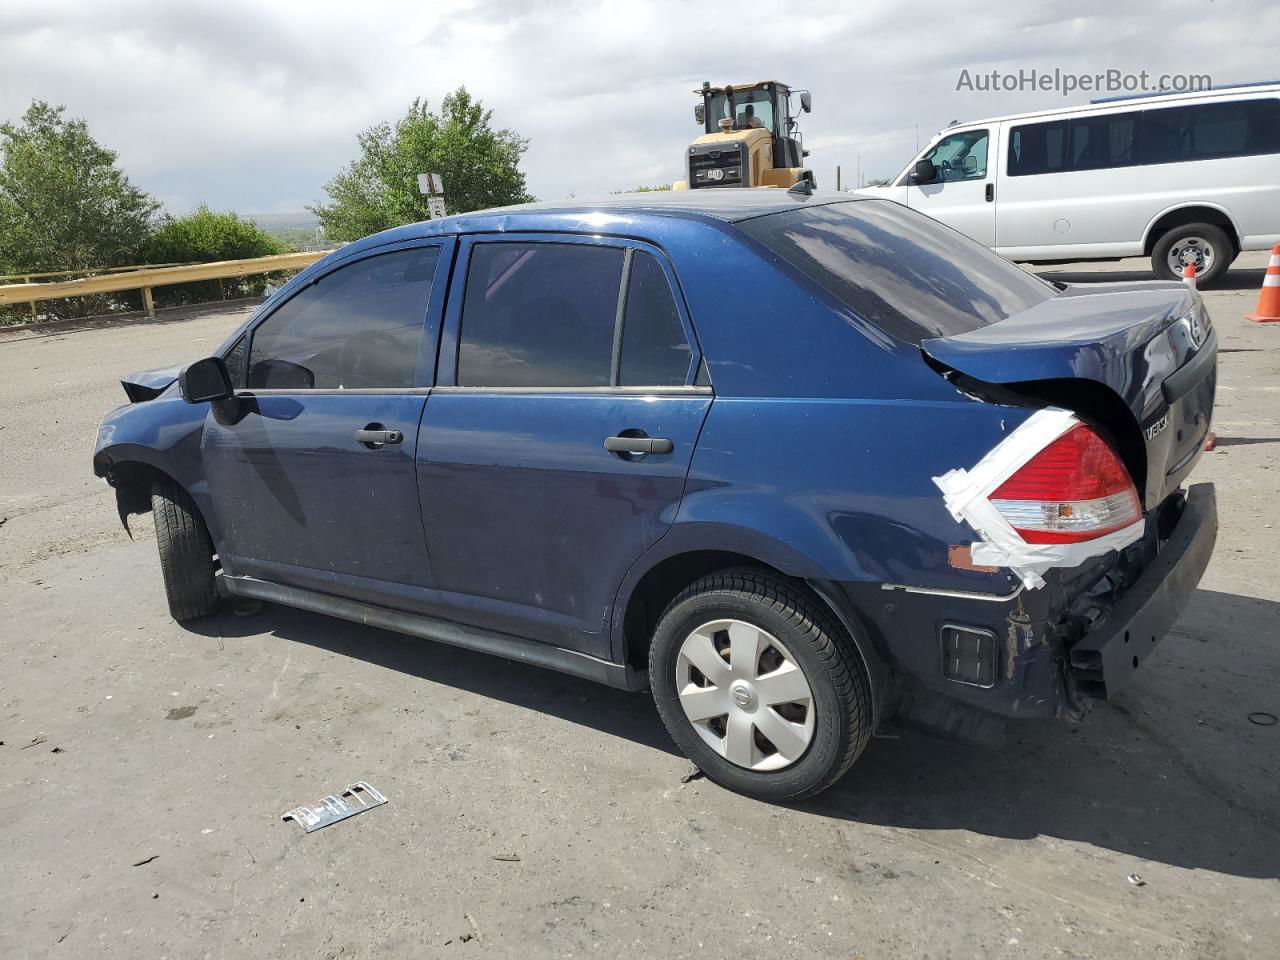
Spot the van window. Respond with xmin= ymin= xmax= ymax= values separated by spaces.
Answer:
xmin=1141 ymin=99 xmax=1280 ymax=164
xmin=920 ymin=129 xmax=989 ymax=181
xmin=1009 ymin=98 xmax=1280 ymax=175
xmin=1069 ymin=112 xmax=1139 ymax=170
xmin=1009 ymin=120 xmax=1067 ymax=176
xmin=247 ymin=247 xmax=438 ymax=390
xmin=457 ymin=243 xmax=624 ymax=388
xmin=736 ymin=200 xmax=1056 ymax=344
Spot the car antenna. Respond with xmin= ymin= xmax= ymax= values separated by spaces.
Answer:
xmin=787 ymin=178 xmax=814 ymax=197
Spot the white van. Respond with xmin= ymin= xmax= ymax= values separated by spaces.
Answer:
xmin=855 ymin=83 xmax=1280 ymax=284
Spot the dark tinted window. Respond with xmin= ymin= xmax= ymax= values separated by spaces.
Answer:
xmin=1069 ymin=112 xmax=1139 ymax=170
xmin=1008 ymin=119 xmax=1067 ymax=176
xmin=457 ymin=242 xmax=624 ymax=387
xmin=736 ymin=200 xmax=1056 ymax=344
xmin=1009 ymin=99 xmax=1280 ymax=175
xmin=1141 ymin=99 xmax=1280 ymax=163
xmin=618 ymin=252 xmax=691 ymax=386
xmin=247 ymin=247 xmax=437 ymax=389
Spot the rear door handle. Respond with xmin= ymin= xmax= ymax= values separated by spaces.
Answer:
xmin=604 ymin=435 xmax=673 ymax=455
xmin=355 ymin=427 xmax=403 ymax=446
xmin=985 ymin=183 xmax=995 ymax=202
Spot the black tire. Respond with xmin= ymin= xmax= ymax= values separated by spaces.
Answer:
xmin=1151 ymin=222 xmax=1232 ymax=286
xmin=151 ymin=476 xmax=219 ymax=622
xmin=649 ymin=569 xmax=873 ymax=802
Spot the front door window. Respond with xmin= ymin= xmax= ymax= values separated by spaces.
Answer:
xmin=248 ymin=247 xmax=439 ymax=390
xmin=922 ymin=129 xmax=990 ymax=181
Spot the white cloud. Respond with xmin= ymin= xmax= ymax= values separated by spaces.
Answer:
xmin=1 ymin=0 xmax=1274 ymax=213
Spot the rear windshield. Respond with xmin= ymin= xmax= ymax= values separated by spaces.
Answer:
xmin=735 ymin=200 xmax=1056 ymax=343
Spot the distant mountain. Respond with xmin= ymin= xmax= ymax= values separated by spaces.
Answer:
xmin=247 ymin=211 xmax=320 ymax=231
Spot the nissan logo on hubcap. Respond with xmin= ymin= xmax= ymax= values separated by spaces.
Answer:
xmin=731 ymin=682 xmax=755 ymax=709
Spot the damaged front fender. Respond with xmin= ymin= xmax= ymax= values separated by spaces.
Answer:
xmin=92 ymin=393 xmax=211 ymax=537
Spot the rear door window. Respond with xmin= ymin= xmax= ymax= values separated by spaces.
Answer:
xmin=736 ymin=200 xmax=1056 ymax=344
xmin=618 ymin=252 xmax=692 ymax=387
xmin=457 ymin=243 xmax=625 ymax=388
xmin=1008 ymin=120 xmax=1067 ymax=176
xmin=247 ymin=247 xmax=438 ymax=389
xmin=1069 ymin=112 xmax=1140 ymax=170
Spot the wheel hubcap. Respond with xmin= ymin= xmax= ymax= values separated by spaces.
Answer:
xmin=675 ymin=619 xmax=816 ymax=771
xmin=1168 ymin=236 xmax=1215 ymax=276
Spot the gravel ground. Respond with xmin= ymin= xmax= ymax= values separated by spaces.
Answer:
xmin=1 ymin=254 xmax=1277 ymax=959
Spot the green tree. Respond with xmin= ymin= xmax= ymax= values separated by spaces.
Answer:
xmin=143 ymin=206 xmax=283 ymax=306
xmin=311 ymin=88 xmax=533 ymax=241
xmin=0 ymin=100 xmax=158 ymax=274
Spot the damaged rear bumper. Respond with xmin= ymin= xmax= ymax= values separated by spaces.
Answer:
xmin=1066 ymin=482 xmax=1217 ymax=700
xmin=840 ymin=483 xmax=1216 ymax=732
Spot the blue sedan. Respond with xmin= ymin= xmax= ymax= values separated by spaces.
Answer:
xmin=92 ymin=190 xmax=1217 ymax=801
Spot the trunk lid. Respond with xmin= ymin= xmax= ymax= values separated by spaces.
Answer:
xmin=922 ymin=281 xmax=1216 ymax=509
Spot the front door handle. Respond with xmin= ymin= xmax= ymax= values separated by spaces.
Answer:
xmin=355 ymin=425 xmax=403 ymax=447
xmin=605 ymin=435 xmax=673 ymax=455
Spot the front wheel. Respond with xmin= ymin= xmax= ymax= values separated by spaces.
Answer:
xmin=151 ymin=476 xmax=219 ymax=622
xmin=649 ymin=569 xmax=873 ymax=802
xmin=1151 ymin=222 xmax=1232 ymax=286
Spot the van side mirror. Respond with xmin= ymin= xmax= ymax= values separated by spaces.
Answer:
xmin=179 ymin=356 xmax=233 ymax=403
xmin=694 ymin=104 xmax=705 ymax=124
xmin=800 ymin=91 xmax=812 ymax=113
xmin=909 ymin=159 xmax=937 ymax=184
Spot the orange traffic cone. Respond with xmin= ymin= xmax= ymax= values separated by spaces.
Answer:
xmin=1246 ymin=243 xmax=1280 ymax=324
xmin=1183 ymin=261 xmax=1197 ymax=289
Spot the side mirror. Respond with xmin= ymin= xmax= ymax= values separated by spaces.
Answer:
xmin=800 ymin=91 xmax=812 ymax=113
xmin=179 ymin=357 xmax=233 ymax=403
xmin=694 ymin=104 xmax=705 ymax=125
xmin=909 ymin=159 xmax=937 ymax=184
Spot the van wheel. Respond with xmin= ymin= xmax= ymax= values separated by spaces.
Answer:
xmin=151 ymin=476 xmax=219 ymax=622
xmin=648 ymin=569 xmax=873 ymax=802
xmin=1152 ymin=223 xmax=1232 ymax=286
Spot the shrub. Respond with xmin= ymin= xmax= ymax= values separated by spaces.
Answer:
xmin=144 ymin=206 xmax=283 ymax=306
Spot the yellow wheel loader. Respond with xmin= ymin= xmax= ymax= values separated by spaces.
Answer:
xmin=673 ymin=81 xmax=814 ymax=190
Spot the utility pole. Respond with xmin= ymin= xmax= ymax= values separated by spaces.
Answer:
xmin=836 ymin=165 xmax=841 ymax=191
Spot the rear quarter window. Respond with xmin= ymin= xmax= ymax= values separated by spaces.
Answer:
xmin=736 ymin=200 xmax=1056 ymax=344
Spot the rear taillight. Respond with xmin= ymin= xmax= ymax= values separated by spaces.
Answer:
xmin=989 ymin=424 xmax=1141 ymax=544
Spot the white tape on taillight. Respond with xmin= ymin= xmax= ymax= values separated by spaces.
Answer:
xmin=932 ymin=408 xmax=1145 ymax=590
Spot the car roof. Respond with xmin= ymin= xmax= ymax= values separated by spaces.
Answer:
xmin=478 ymin=189 xmax=853 ymax=223
xmin=338 ymin=190 xmax=862 ymax=256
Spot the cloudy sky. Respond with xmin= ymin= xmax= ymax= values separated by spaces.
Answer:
xmin=2 ymin=0 xmax=1275 ymax=215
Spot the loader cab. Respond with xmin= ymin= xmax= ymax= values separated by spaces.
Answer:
xmin=698 ymin=81 xmax=810 ymax=169
xmin=682 ymin=80 xmax=814 ymax=189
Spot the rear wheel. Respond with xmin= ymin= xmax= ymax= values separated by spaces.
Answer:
xmin=151 ymin=476 xmax=219 ymax=622
xmin=1151 ymin=222 xmax=1232 ymax=286
xmin=649 ymin=569 xmax=873 ymax=802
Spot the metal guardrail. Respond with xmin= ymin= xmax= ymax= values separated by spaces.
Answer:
xmin=0 ymin=262 xmax=194 ymax=282
xmin=0 ymin=250 xmax=331 ymax=320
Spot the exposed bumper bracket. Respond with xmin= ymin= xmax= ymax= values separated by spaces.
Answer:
xmin=1068 ymin=483 xmax=1217 ymax=699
